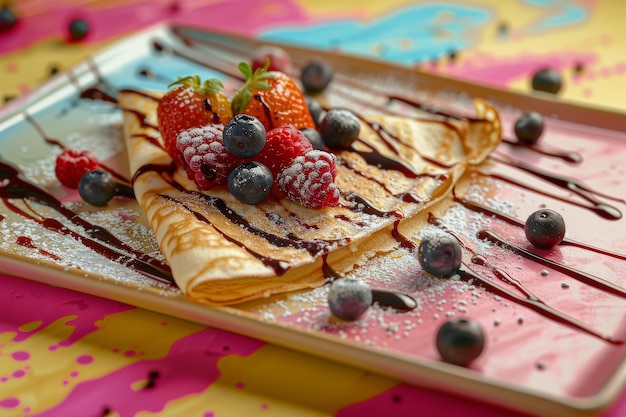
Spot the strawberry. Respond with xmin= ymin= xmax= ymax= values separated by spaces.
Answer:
xmin=277 ymin=150 xmax=340 ymax=209
xmin=157 ymin=76 xmax=232 ymax=166
xmin=231 ymin=61 xmax=315 ymax=132
xmin=55 ymin=149 xmax=99 ymax=189
xmin=251 ymin=46 xmax=292 ymax=73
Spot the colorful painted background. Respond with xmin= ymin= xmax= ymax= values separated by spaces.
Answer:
xmin=1 ymin=1 xmax=626 ymax=416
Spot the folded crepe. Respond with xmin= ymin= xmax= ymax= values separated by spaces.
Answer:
xmin=120 ymin=91 xmax=500 ymax=305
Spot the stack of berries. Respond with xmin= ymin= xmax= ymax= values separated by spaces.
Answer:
xmin=156 ymin=61 xmax=345 ymax=209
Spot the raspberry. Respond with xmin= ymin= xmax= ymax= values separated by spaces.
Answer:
xmin=255 ymin=125 xmax=313 ymax=179
xmin=55 ymin=149 xmax=99 ymax=189
xmin=277 ymin=150 xmax=340 ymax=209
xmin=176 ymin=125 xmax=242 ymax=190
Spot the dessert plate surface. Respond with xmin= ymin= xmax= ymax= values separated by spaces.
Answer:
xmin=1 ymin=24 xmax=626 ymax=417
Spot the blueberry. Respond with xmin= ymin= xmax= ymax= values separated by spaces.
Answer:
xmin=497 ymin=21 xmax=509 ymax=36
xmin=301 ymin=59 xmax=333 ymax=94
xmin=223 ymin=114 xmax=266 ymax=158
xmin=78 ymin=170 xmax=116 ymax=206
xmin=436 ymin=318 xmax=485 ymax=366
xmin=327 ymin=278 xmax=372 ymax=321
xmin=68 ymin=18 xmax=89 ymax=41
xmin=514 ymin=111 xmax=544 ymax=145
xmin=300 ymin=128 xmax=324 ymax=150
xmin=227 ymin=161 xmax=273 ymax=204
xmin=524 ymin=209 xmax=565 ymax=249
xmin=531 ymin=68 xmax=562 ymax=94
xmin=305 ymin=96 xmax=324 ymax=127
xmin=418 ymin=233 xmax=462 ymax=277
xmin=318 ymin=109 xmax=360 ymax=149
xmin=0 ymin=5 xmax=17 ymax=32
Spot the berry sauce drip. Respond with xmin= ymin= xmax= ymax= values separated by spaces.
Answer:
xmin=0 ymin=160 xmax=174 ymax=286
xmin=16 ymin=236 xmax=61 ymax=261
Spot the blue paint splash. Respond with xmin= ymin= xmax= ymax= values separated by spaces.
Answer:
xmin=259 ymin=4 xmax=493 ymax=64
xmin=523 ymin=0 xmax=587 ymax=30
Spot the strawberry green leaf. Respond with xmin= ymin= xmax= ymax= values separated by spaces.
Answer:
xmin=168 ymin=75 xmax=199 ymax=89
xmin=167 ymin=75 xmax=224 ymax=96
xmin=249 ymin=82 xmax=272 ymax=90
xmin=238 ymin=62 xmax=253 ymax=80
xmin=231 ymin=60 xmax=276 ymax=114
xmin=199 ymin=78 xmax=225 ymax=95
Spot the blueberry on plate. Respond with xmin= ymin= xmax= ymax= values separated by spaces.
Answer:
xmin=418 ymin=233 xmax=462 ymax=277
xmin=223 ymin=114 xmax=267 ymax=158
xmin=300 ymin=128 xmax=324 ymax=150
xmin=78 ymin=170 xmax=116 ymax=206
xmin=524 ymin=209 xmax=566 ymax=249
xmin=318 ymin=109 xmax=360 ymax=149
xmin=531 ymin=68 xmax=562 ymax=94
xmin=436 ymin=318 xmax=485 ymax=366
xmin=301 ymin=59 xmax=333 ymax=94
xmin=227 ymin=161 xmax=273 ymax=204
xmin=328 ymin=278 xmax=372 ymax=321
xmin=68 ymin=18 xmax=89 ymax=41
xmin=514 ymin=111 xmax=544 ymax=145
xmin=304 ymin=96 xmax=324 ymax=127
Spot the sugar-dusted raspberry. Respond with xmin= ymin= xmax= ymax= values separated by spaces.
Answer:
xmin=255 ymin=125 xmax=313 ymax=180
xmin=176 ymin=125 xmax=242 ymax=190
xmin=277 ymin=150 xmax=340 ymax=209
xmin=55 ymin=149 xmax=99 ymax=189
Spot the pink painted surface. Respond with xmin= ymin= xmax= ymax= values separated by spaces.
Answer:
xmin=0 ymin=274 xmax=133 ymax=345
xmin=1 ymin=0 xmax=313 ymax=54
xmin=33 ymin=328 xmax=264 ymax=417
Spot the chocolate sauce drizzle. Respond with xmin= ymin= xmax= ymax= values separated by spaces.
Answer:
xmin=453 ymin=190 xmax=626 ymax=261
xmin=491 ymin=154 xmax=623 ymax=220
xmin=156 ymin=199 xmax=287 ymax=275
xmin=342 ymin=192 xmax=403 ymax=218
xmin=477 ymin=229 xmax=626 ymax=300
xmin=458 ymin=264 xmax=622 ymax=345
xmin=0 ymin=159 xmax=174 ymax=286
xmin=321 ymin=254 xmax=417 ymax=311
xmin=422 ymin=214 xmax=624 ymax=344
xmin=500 ymin=137 xmax=582 ymax=163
